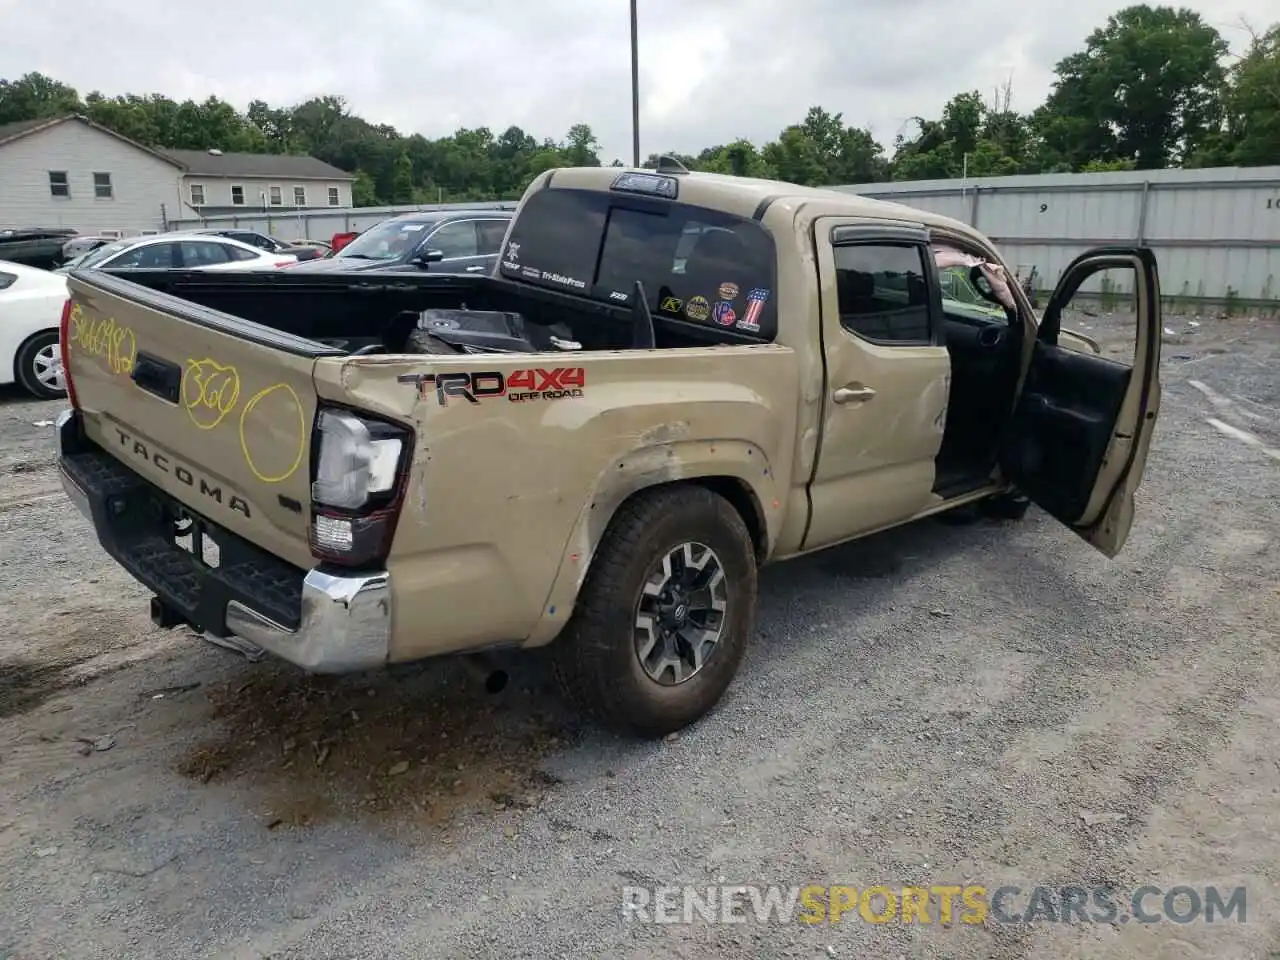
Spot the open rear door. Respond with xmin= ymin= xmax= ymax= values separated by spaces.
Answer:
xmin=999 ymin=247 xmax=1162 ymax=557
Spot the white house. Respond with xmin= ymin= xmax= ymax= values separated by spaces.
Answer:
xmin=163 ymin=148 xmax=355 ymax=217
xmin=0 ymin=115 xmax=355 ymax=236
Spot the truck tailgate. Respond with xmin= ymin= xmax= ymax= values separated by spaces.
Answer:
xmin=63 ymin=271 xmax=333 ymax=570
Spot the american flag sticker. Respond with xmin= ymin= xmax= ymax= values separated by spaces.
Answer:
xmin=738 ymin=288 xmax=769 ymax=332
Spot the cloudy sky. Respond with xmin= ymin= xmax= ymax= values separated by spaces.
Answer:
xmin=0 ymin=0 xmax=1273 ymax=161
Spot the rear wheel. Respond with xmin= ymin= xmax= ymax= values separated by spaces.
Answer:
xmin=15 ymin=331 xmax=66 ymax=400
xmin=552 ymin=484 xmax=757 ymax=738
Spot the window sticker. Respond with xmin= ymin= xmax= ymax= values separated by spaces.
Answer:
xmin=712 ymin=301 xmax=737 ymax=326
xmin=737 ymin=288 xmax=769 ymax=332
xmin=684 ymin=295 xmax=711 ymax=322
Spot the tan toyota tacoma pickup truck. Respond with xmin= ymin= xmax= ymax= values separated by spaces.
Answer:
xmin=54 ymin=163 xmax=1162 ymax=738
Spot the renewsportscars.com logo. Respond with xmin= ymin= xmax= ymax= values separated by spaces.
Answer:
xmin=621 ymin=884 xmax=1248 ymax=926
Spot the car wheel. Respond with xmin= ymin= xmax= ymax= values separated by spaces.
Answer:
xmin=15 ymin=331 xmax=66 ymax=400
xmin=552 ymin=484 xmax=757 ymax=738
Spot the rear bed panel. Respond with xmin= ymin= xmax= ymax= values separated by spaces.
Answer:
xmin=65 ymin=272 xmax=329 ymax=570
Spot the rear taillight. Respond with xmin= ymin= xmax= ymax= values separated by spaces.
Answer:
xmin=58 ymin=298 xmax=79 ymax=409
xmin=307 ymin=408 xmax=413 ymax=568
xmin=273 ymin=260 xmax=294 ymax=268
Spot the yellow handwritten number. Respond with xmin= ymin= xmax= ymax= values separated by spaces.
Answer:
xmin=69 ymin=305 xmax=136 ymax=376
xmin=182 ymin=358 xmax=242 ymax=429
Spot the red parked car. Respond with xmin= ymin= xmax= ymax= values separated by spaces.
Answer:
xmin=330 ymin=231 xmax=360 ymax=253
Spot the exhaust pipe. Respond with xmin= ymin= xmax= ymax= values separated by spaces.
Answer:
xmin=460 ymin=654 xmax=508 ymax=694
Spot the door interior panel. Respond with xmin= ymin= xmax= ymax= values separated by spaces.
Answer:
xmin=999 ymin=340 xmax=1131 ymax=522
xmin=937 ymin=311 xmax=1022 ymax=476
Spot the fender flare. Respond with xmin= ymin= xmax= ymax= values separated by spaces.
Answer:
xmin=521 ymin=438 xmax=781 ymax=647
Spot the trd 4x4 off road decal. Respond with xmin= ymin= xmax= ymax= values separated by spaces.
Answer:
xmin=398 ymin=367 xmax=586 ymax=406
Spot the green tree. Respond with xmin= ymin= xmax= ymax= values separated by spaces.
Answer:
xmin=2 ymin=9 xmax=1275 ymax=211
xmin=0 ymin=72 xmax=81 ymax=124
xmin=1038 ymin=5 xmax=1229 ymax=169
xmin=389 ymin=151 xmax=415 ymax=203
xmin=351 ymin=170 xmax=378 ymax=207
xmin=1213 ymin=23 xmax=1280 ymax=166
xmin=697 ymin=140 xmax=775 ymax=178
xmin=762 ymin=126 xmax=827 ymax=185
xmin=563 ymin=123 xmax=601 ymax=167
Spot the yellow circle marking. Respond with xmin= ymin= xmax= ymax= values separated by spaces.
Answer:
xmin=182 ymin=358 xmax=241 ymax=430
xmin=238 ymin=382 xmax=306 ymax=483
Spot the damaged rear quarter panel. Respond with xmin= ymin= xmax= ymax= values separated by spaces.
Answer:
xmin=312 ymin=345 xmax=799 ymax=660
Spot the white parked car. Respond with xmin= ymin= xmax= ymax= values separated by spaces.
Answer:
xmin=0 ymin=260 xmax=68 ymax=400
xmin=56 ymin=232 xmax=298 ymax=273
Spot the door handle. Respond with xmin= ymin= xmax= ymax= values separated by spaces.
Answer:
xmin=465 ymin=264 xmax=485 ymax=273
xmin=833 ymin=385 xmax=876 ymax=404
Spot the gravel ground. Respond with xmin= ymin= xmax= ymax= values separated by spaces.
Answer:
xmin=0 ymin=307 xmax=1277 ymax=960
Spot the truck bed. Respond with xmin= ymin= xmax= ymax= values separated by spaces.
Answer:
xmin=60 ymin=263 xmax=800 ymax=665
xmin=93 ymin=267 xmax=746 ymax=355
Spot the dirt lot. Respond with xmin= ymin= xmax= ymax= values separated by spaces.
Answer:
xmin=1 ymin=308 xmax=1278 ymax=960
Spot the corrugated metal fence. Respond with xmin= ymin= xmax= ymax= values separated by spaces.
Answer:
xmin=834 ymin=165 xmax=1280 ymax=309
xmin=168 ymin=166 xmax=1280 ymax=310
xmin=166 ymin=200 xmax=519 ymax=241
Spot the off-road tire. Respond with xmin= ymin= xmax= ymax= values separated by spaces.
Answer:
xmin=552 ymin=484 xmax=757 ymax=739
xmin=15 ymin=331 xmax=66 ymax=400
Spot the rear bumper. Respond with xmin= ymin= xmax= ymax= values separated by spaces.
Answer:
xmin=55 ymin=408 xmax=391 ymax=673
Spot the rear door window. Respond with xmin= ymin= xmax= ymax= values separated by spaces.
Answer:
xmin=108 ymin=242 xmax=177 ymax=268
xmin=834 ymin=244 xmax=933 ymax=343
xmin=476 ymin=219 xmax=510 ymax=256
xmin=425 ymin=221 xmax=480 ymax=259
xmin=180 ymin=240 xmax=234 ymax=266
xmin=498 ymin=186 xmax=777 ymax=339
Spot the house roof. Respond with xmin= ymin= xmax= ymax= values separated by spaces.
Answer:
xmin=0 ymin=114 xmax=184 ymax=167
xmin=160 ymin=149 xmax=354 ymax=181
xmin=0 ymin=117 xmax=58 ymax=146
xmin=0 ymin=114 xmax=353 ymax=181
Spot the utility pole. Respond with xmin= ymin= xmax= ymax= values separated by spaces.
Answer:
xmin=630 ymin=0 xmax=640 ymax=167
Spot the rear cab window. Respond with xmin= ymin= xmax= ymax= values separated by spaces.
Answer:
xmin=498 ymin=179 xmax=777 ymax=341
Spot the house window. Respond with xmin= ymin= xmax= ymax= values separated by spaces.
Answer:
xmin=328 ymin=186 xmax=340 ymax=206
xmin=93 ymin=172 xmax=113 ymax=199
xmin=269 ymin=185 xmax=282 ymax=206
xmin=190 ymin=183 xmax=206 ymax=206
xmin=231 ymin=185 xmax=245 ymax=206
xmin=49 ymin=171 xmax=69 ymax=198
xmin=293 ymin=185 xmax=306 ymax=206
